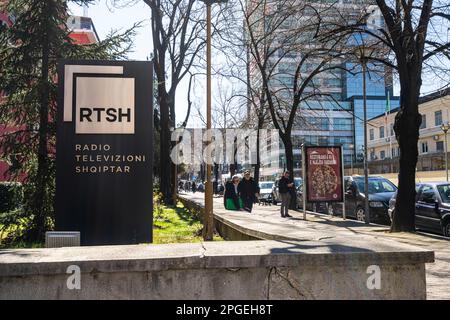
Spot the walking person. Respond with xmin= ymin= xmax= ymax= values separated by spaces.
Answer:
xmin=279 ymin=171 xmax=294 ymax=218
xmin=191 ymin=181 xmax=197 ymax=193
xmin=178 ymin=180 xmax=184 ymax=193
xmin=238 ymin=170 xmax=260 ymax=213
xmin=224 ymin=176 xmax=243 ymax=210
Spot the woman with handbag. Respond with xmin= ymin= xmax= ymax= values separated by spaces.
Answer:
xmin=224 ymin=176 xmax=244 ymax=211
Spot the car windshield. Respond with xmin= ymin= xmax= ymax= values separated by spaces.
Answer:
xmin=259 ymin=182 xmax=273 ymax=189
xmin=437 ymin=184 xmax=450 ymax=203
xmin=355 ymin=178 xmax=397 ymax=194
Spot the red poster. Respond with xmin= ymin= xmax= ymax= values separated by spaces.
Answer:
xmin=305 ymin=146 xmax=343 ymax=202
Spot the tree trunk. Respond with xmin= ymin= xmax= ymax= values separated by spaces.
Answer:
xmin=281 ymin=133 xmax=296 ymax=209
xmin=214 ymin=163 xmax=219 ymax=191
xmin=229 ymin=137 xmax=238 ymax=177
xmin=30 ymin=3 xmax=50 ymax=242
xmin=391 ymin=88 xmax=421 ymax=232
xmin=200 ymin=163 xmax=205 ymax=182
xmin=172 ymin=161 xmax=177 ymax=203
xmin=159 ymin=96 xmax=173 ymax=204
xmin=229 ymin=164 xmax=236 ymax=177
xmin=282 ymin=137 xmax=294 ymax=178
xmin=254 ymin=129 xmax=260 ymax=183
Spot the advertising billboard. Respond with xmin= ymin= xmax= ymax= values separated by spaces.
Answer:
xmin=56 ymin=60 xmax=153 ymax=245
xmin=305 ymin=146 xmax=343 ymax=203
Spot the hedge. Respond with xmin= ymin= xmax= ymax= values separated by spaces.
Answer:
xmin=0 ymin=182 xmax=23 ymax=213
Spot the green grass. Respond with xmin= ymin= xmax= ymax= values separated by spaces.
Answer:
xmin=0 ymin=198 xmax=222 ymax=248
xmin=153 ymin=201 xmax=222 ymax=244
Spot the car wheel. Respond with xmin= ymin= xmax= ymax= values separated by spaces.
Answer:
xmin=271 ymin=193 xmax=277 ymax=205
xmin=356 ymin=207 xmax=365 ymax=222
xmin=327 ymin=204 xmax=334 ymax=216
xmin=443 ymin=221 xmax=450 ymax=238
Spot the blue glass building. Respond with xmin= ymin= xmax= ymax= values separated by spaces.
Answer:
xmin=345 ymin=62 xmax=399 ymax=163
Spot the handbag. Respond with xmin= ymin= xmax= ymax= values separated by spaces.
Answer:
xmin=225 ymin=198 xmax=244 ymax=210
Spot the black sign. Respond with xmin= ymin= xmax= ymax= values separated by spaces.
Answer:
xmin=56 ymin=60 xmax=153 ymax=245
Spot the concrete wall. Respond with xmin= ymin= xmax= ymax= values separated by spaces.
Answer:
xmin=178 ymin=196 xmax=263 ymax=241
xmin=0 ymin=240 xmax=434 ymax=300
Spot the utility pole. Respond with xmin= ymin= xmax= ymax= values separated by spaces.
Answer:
xmin=202 ymin=0 xmax=228 ymax=241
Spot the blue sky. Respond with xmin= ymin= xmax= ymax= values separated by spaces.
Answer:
xmin=68 ymin=1 xmax=448 ymax=127
xmin=68 ymin=1 xmax=152 ymax=60
xmin=68 ymin=1 xmax=202 ymax=127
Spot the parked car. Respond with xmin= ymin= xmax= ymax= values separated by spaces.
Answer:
xmin=388 ymin=184 xmax=423 ymax=221
xmin=332 ymin=176 xmax=397 ymax=224
xmin=259 ymin=181 xmax=275 ymax=202
xmin=390 ymin=182 xmax=450 ymax=237
xmin=271 ymin=177 xmax=302 ymax=204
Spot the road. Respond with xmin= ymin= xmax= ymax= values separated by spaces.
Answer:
xmin=181 ymin=192 xmax=450 ymax=300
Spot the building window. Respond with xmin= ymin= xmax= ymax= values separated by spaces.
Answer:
xmin=379 ymin=126 xmax=385 ymax=139
xmin=437 ymin=141 xmax=444 ymax=152
xmin=420 ymin=114 xmax=426 ymax=129
xmin=435 ymin=110 xmax=442 ymax=126
xmin=318 ymin=136 xmax=328 ymax=145
xmin=390 ymin=124 xmax=394 ymax=136
xmin=421 ymin=141 xmax=428 ymax=153
xmin=369 ymin=128 xmax=374 ymax=140
xmin=308 ymin=117 xmax=329 ymax=131
xmin=370 ymin=151 xmax=375 ymax=160
xmin=333 ymin=118 xmax=352 ymax=131
xmin=380 ymin=150 xmax=385 ymax=159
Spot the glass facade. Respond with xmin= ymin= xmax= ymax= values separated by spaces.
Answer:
xmin=351 ymin=98 xmax=399 ymax=162
xmin=344 ymin=59 xmax=400 ymax=163
xmin=345 ymin=63 xmax=388 ymax=98
xmin=261 ymin=6 xmax=399 ymax=170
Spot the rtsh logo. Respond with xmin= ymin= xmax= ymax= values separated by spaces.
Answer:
xmin=64 ymin=64 xmax=135 ymax=134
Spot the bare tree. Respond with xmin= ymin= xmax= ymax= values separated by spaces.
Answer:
xmin=141 ymin=0 xmax=207 ymax=204
xmin=239 ymin=0 xmax=349 ymax=180
xmin=194 ymin=77 xmax=246 ymax=180
xmin=322 ymin=0 xmax=450 ymax=232
xmin=218 ymin=12 xmax=271 ymax=183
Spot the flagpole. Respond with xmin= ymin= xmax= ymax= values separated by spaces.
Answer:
xmin=386 ymin=91 xmax=393 ymax=173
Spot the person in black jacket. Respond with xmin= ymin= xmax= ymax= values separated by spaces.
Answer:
xmin=278 ymin=171 xmax=294 ymax=217
xmin=224 ymin=176 xmax=242 ymax=210
xmin=238 ymin=170 xmax=260 ymax=213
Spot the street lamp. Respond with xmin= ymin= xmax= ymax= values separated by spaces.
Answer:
xmin=354 ymin=44 xmax=374 ymax=225
xmin=441 ymin=122 xmax=449 ymax=181
xmin=202 ymin=0 xmax=228 ymax=241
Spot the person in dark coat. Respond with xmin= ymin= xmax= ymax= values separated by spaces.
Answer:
xmin=191 ymin=181 xmax=197 ymax=193
xmin=178 ymin=180 xmax=184 ymax=192
xmin=238 ymin=170 xmax=260 ymax=213
xmin=224 ymin=176 xmax=242 ymax=210
xmin=278 ymin=171 xmax=294 ymax=218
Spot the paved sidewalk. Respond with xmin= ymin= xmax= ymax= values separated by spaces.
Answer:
xmin=181 ymin=192 xmax=450 ymax=300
